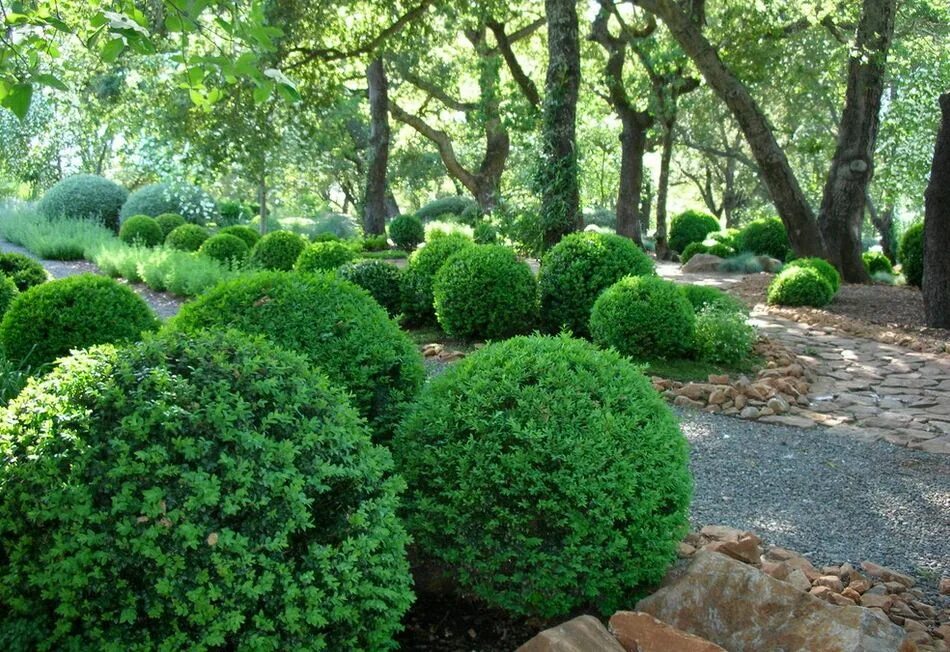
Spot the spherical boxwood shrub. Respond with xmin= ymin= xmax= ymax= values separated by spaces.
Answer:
xmin=539 ymin=232 xmax=655 ymax=338
xmin=735 ymin=217 xmax=791 ymax=260
xmin=37 ymin=174 xmax=128 ymax=231
xmin=433 ymin=245 xmax=538 ymax=339
xmin=400 ymin=234 xmax=475 ymax=325
xmin=680 ymin=242 xmax=708 ymax=263
xmin=863 ymin=251 xmax=894 ymax=276
xmin=119 ymin=182 xmax=220 ymax=225
xmin=414 ymin=196 xmax=477 ymax=222
xmin=165 ymin=223 xmax=211 ymax=251
xmin=669 ymin=210 xmax=720 ymax=254
xmin=708 ymin=242 xmax=735 ymax=258
xmin=590 ymin=276 xmax=696 ymax=360
xmin=339 ymin=260 xmax=403 ymax=316
xmin=250 ymin=231 xmax=307 ymax=271
xmin=473 ymin=221 xmax=498 ymax=244
xmin=388 ymin=214 xmax=425 ymax=251
xmin=786 ymin=257 xmax=841 ymax=293
xmin=118 ymin=215 xmax=164 ymax=247
xmin=767 ymin=266 xmax=834 ymax=307
xmin=899 ymin=222 xmax=924 ymax=287
xmin=393 ymin=334 xmax=691 ymax=617
xmin=0 ymin=274 xmax=158 ymax=366
xmin=0 ymin=330 xmax=412 ymax=650
xmin=218 ymin=224 xmax=261 ymax=249
xmin=0 ymin=252 xmax=47 ymax=291
xmin=694 ymin=305 xmax=756 ymax=365
xmin=170 ymin=272 xmax=424 ymax=440
xmin=295 ymin=241 xmax=355 ymax=273
xmin=154 ymin=212 xmax=186 ymax=237
xmin=679 ymin=284 xmax=748 ymax=315
xmin=0 ymin=276 xmax=18 ymax=320
xmin=362 ymin=234 xmax=390 ymax=252
xmin=198 ymin=233 xmax=249 ymax=264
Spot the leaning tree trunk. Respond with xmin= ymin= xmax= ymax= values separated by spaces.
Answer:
xmin=615 ymin=113 xmax=648 ymax=245
xmin=384 ymin=190 xmax=400 ymax=218
xmin=363 ymin=58 xmax=390 ymax=236
xmin=655 ymin=120 xmax=675 ymax=260
xmin=923 ymin=93 xmax=950 ymax=328
xmin=817 ymin=0 xmax=896 ymax=283
xmin=866 ymin=194 xmax=896 ymax=262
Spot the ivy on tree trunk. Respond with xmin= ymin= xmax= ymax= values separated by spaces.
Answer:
xmin=363 ymin=57 xmax=390 ymax=236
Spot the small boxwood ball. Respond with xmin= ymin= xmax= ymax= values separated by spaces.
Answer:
xmin=433 ymin=245 xmax=538 ymax=339
xmin=394 ymin=334 xmax=691 ymax=618
xmin=169 ymin=272 xmax=424 ymax=440
xmin=165 ymin=224 xmax=211 ymax=252
xmin=767 ymin=266 xmax=835 ymax=307
xmin=339 ymin=260 xmax=403 ymax=316
xmin=388 ymin=214 xmax=425 ymax=251
xmin=539 ymin=232 xmax=655 ymax=338
xmin=0 ymin=330 xmax=412 ymax=650
xmin=786 ymin=257 xmax=841 ymax=293
xmin=680 ymin=242 xmax=709 ymax=263
xmin=898 ymin=222 xmax=924 ymax=287
xmin=590 ymin=276 xmax=696 ymax=360
xmin=295 ymin=241 xmax=355 ymax=273
xmin=119 ymin=215 xmax=164 ymax=247
xmin=37 ymin=173 xmax=128 ymax=230
xmin=218 ymin=224 xmax=261 ymax=249
xmin=862 ymin=251 xmax=894 ymax=276
xmin=735 ymin=217 xmax=791 ymax=260
xmin=250 ymin=231 xmax=307 ymax=271
xmin=669 ymin=210 xmax=719 ymax=254
xmin=0 ymin=274 xmax=158 ymax=366
xmin=154 ymin=212 xmax=186 ymax=237
xmin=198 ymin=233 xmax=249 ymax=263
xmin=0 ymin=253 xmax=47 ymax=291
xmin=400 ymin=234 xmax=475 ymax=326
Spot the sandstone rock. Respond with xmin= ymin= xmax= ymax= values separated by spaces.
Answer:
xmin=758 ymin=414 xmax=819 ymax=428
xmin=860 ymin=593 xmax=894 ymax=611
xmin=861 ymin=562 xmax=915 ymax=588
xmin=517 ymin=615 xmax=625 ymax=652
xmin=885 ymin=581 xmax=908 ymax=594
xmin=756 ymin=255 xmax=784 ymax=273
xmin=674 ymin=395 xmax=706 ymax=410
xmin=936 ymin=623 xmax=950 ymax=640
xmin=682 ymin=253 xmax=725 ymax=273
xmin=678 ymin=542 xmax=697 ymax=558
xmin=764 ymin=547 xmax=796 ymax=562
xmin=708 ymin=389 xmax=730 ymax=405
xmin=787 ymin=568 xmax=813 ymax=592
xmin=809 ymin=586 xmax=834 ymax=602
xmin=708 ymin=374 xmax=730 ymax=385
xmin=842 ymin=587 xmax=863 ymax=603
xmin=761 ymin=561 xmax=790 ymax=580
xmin=830 ymin=592 xmax=857 ymax=607
xmin=739 ymin=406 xmax=759 ymax=419
xmin=940 ymin=577 xmax=950 ymax=595
xmin=680 ymin=383 xmax=714 ymax=401
xmin=704 ymin=536 xmax=762 ymax=565
xmin=608 ymin=611 xmax=726 ymax=652
xmin=700 ymin=525 xmax=744 ymax=542
xmin=636 ymin=551 xmax=906 ymax=652
xmin=734 ymin=394 xmax=748 ymax=409
xmin=816 ymin=575 xmax=845 ymax=593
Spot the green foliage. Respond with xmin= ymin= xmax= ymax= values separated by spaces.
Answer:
xmin=0 ymin=352 xmax=33 ymax=405
xmin=218 ymin=225 xmax=260 ymax=249
xmin=0 ymin=210 xmax=114 ymax=261
xmin=735 ymin=218 xmax=791 ymax=260
xmin=250 ymin=231 xmax=307 ymax=271
xmin=169 ymin=272 xmax=424 ymax=440
xmin=459 ymin=202 xmax=483 ymax=225
xmin=295 ymin=241 xmax=355 ymax=272
xmin=786 ymin=257 xmax=841 ymax=293
xmin=708 ymin=243 xmax=735 ymax=258
xmin=719 ymin=252 xmax=768 ymax=274
xmin=425 ymin=220 xmax=474 ymax=241
xmin=414 ymin=196 xmax=477 ymax=222
xmin=120 ymin=183 xmax=220 ymax=226
xmin=0 ymin=252 xmax=47 ymax=291
xmin=433 ymin=245 xmax=538 ymax=339
xmin=708 ymin=228 xmax=740 ymax=249
xmin=198 ymin=233 xmax=249 ymax=263
xmin=339 ymin=260 xmax=403 ymax=317
xmin=472 ymin=220 xmax=498 ymax=244
xmin=362 ymin=234 xmax=390 ymax=252
xmin=37 ymin=174 xmax=128 ymax=231
xmin=669 ymin=210 xmax=720 ymax=253
xmin=681 ymin=242 xmax=708 ymax=263
xmin=898 ymin=222 xmax=924 ymax=287
xmin=216 ymin=199 xmax=250 ymax=226
xmin=154 ymin=213 xmax=186 ymax=237
xmin=118 ymin=215 xmax=164 ymax=247
xmin=0 ymin=330 xmax=413 ymax=650
xmin=694 ymin=305 xmax=756 ymax=365
xmin=590 ymin=276 xmax=696 ymax=360
xmin=164 ymin=224 xmax=211 ymax=252
xmin=679 ymin=284 xmax=748 ymax=315
xmin=0 ymin=276 xmax=18 ymax=321
xmin=584 ymin=208 xmax=617 ymax=230
xmin=388 ymin=215 xmax=425 ymax=251
xmin=400 ymin=235 xmax=475 ymax=326
xmin=311 ymin=212 xmax=360 ymax=239
xmin=312 ymin=232 xmax=341 ymax=242
xmin=0 ymin=274 xmax=157 ymax=366
xmin=91 ymin=241 xmax=237 ymax=297
xmin=863 ymin=251 xmax=894 ymax=276
xmin=393 ymin=334 xmax=691 ymax=618
xmin=539 ymin=232 xmax=655 ymax=338
xmin=767 ymin=266 xmax=835 ymax=307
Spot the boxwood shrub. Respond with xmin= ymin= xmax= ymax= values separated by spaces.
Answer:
xmin=0 ymin=253 xmax=47 ymax=291
xmin=250 ymin=231 xmax=307 ymax=271
xmin=119 ymin=182 xmax=219 ymax=225
xmin=295 ymin=241 xmax=355 ymax=273
xmin=414 ymin=196 xmax=476 ymax=222
xmin=400 ymin=234 xmax=475 ymax=326
xmin=0 ymin=276 xmax=18 ymax=320
xmin=669 ymin=210 xmax=719 ymax=253
xmin=393 ymin=334 xmax=691 ymax=618
xmin=539 ymin=232 xmax=655 ymax=338
xmin=37 ymin=174 xmax=128 ymax=230
xmin=767 ymin=266 xmax=834 ymax=307
xmin=786 ymin=257 xmax=841 ymax=293
xmin=198 ymin=233 xmax=249 ymax=264
xmin=433 ymin=245 xmax=537 ymax=339
xmin=679 ymin=284 xmax=748 ymax=315
xmin=735 ymin=217 xmax=791 ymax=260
xmin=898 ymin=222 xmax=924 ymax=287
xmin=862 ymin=251 xmax=894 ymax=276
xmin=119 ymin=215 xmax=164 ymax=247
xmin=339 ymin=260 xmax=402 ymax=316
xmin=680 ymin=242 xmax=708 ymax=263
xmin=218 ymin=224 xmax=261 ymax=249
xmin=388 ymin=215 xmax=425 ymax=251
xmin=169 ymin=272 xmax=424 ymax=440
xmin=165 ymin=224 xmax=211 ymax=252
xmin=694 ymin=304 xmax=756 ymax=365
xmin=154 ymin=212 xmax=186 ymax=237
xmin=0 ymin=330 xmax=412 ymax=650
xmin=472 ymin=221 xmax=498 ymax=244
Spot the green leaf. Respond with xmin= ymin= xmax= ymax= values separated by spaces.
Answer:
xmin=253 ymin=82 xmax=274 ymax=104
xmin=34 ymin=73 xmax=67 ymax=91
xmin=2 ymin=83 xmax=33 ymax=119
xmin=101 ymin=37 xmax=125 ymax=63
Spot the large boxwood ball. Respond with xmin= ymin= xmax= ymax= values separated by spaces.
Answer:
xmin=388 ymin=214 xmax=425 ymax=251
xmin=198 ymin=233 xmax=249 ymax=263
xmin=735 ymin=217 xmax=791 ymax=260
xmin=295 ymin=241 xmax=355 ymax=273
xmin=0 ymin=330 xmax=413 ymax=650
xmin=0 ymin=253 xmax=47 ymax=291
xmin=250 ymin=231 xmax=307 ymax=271
xmin=37 ymin=174 xmax=128 ymax=230
xmin=0 ymin=274 xmax=158 ymax=367
xmin=393 ymin=334 xmax=691 ymax=618
xmin=862 ymin=251 xmax=894 ymax=276
xmin=767 ymin=266 xmax=834 ymax=307
xmin=165 ymin=224 xmax=211 ymax=251
xmin=339 ymin=260 xmax=403 ymax=316
xmin=433 ymin=245 xmax=537 ymax=339
xmin=400 ymin=234 xmax=475 ymax=325
xmin=539 ymin=232 xmax=655 ymax=338
xmin=154 ymin=212 xmax=186 ymax=237
xmin=898 ymin=222 xmax=924 ymax=287
xmin=169 ymin=271 xmax=424 ymax=440
xmin=668 ymin=210 xmax=719 ymax=254
xmin=786 ymin=257 xmax=841 ymax=293
xmin=119 ymin=182 xmax=220 ymax=225
xmin=0 ymin=276 xmax=18 ymax=320
xmin=119 ymin=214 xmax=164 ymax=247
xmin=590 ymin=276 xmax=696 ymax=360
xmin=218 ymin=224 xmax=260 ymax=249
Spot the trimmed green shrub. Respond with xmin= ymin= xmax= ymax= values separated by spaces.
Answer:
xmin=118 ymin=215 xmax=164 ymax=247
xmin=0 ymin=276 xmax=18 ymax=321
xmin=120 ymin=182 xmax=219 ymax=225
xmin=0 ymin=352 xmax=33 ymax=405
xmin=735 ymin=217 xmax=790 ymax=260
xmin=590 ymin=276 xmax=696 ymax=360
xmin=0 ymin=330 xmax=412 ymax=650
xmin=154 ymin=212 xmax=186 ymax=237
xmin=669 ymin=210 xmax=719 ymax=254
xmin=295 ymin=241 xmax=355 ymax=273
xmin=339 ymin=260 xmax=403 ymax=316
xmin=708 ymin=243 xmax=735 ymax=258
xmin=767 ymin=266 xmax=834 ymax=307
xmin=217 ymin=199 xmax=249 ymax=226
xmin=400 ymin=234 xmax=475 ymax=326
xmin=312 ymin=232 xmax=341 ymax=242
xmin=362 ymin=234 xmax=390 ymax=252
xmin=37 ymin=174 xmax=128 ymax=230
xmin=0 ymin=274 xmax=157 ymax=366
xmin=169 ymin=272 xmax=424 ymax=440
xmin=708 ymin=228 xmax=740 ymax=248
xmin=694 ymin=304 xmax=756 ymax=365
xmin=539 ymin=232 xmax=655 ymax=338
xmin=679 ymin=284 xmax=748 ymax=315
xmin=425 ymin=220 xmax=473 ymax=241
xmin=681 ymin=242 xmax=708 ymax=263
xmin=388 ymin=214 xmax=425 ymax=251
xmin=218 ymin=224 xmax=260 ymax=249
xmin=198 ymin=233 xmax=249 ymax=264
xmin=250 ymin=231 xmax=307 ymax=271
xmin=165 ymin=223 xmax=210 ymax=252
xmin=863 ymin=251 xmax=894 ymax=276
xmin=472 ymin=221 xmax=498 ymax=244
xmin=415 ymin=196 xmax=477 ymax=222
xmin=459 ymin=202 xmax=483 ymax=226
xmin=899 ymin=222 xmax=924 ymax=287
xmin=393 ymin=334 xmax=691 ymax=618
xmin=786 ymin=257 xmax=841 ymax=293
xmin=433 ymin=245 xmax=537 ymax=339
xmin=0 ymin=252 xmax=47 ymax=291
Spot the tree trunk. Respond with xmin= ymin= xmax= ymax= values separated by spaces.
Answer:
xmin=923 ymin=93 xmax=950 ymax=328
xmin=615 ymin=113 xmax=647 ymax=245
xmin=817 ymin=0 xmax=896 ymax=283
xmin=866 ymin=194 xmax=896 ymax=262
xmin=257 ymin=176 xmax=268 ymax=235
xmin=540 ymin=0 xmax=582 ymax=249
xmin=655 ymin=120 xmax=675 ymax=259
xmin=363 ymin=58 xmax=390 ymax=236
xmin=723 ymin=155 xmax=738 ymax=227
xmin=640 ymin=175 xmax=653 ymax=233
xmin=385 ymin=190 xmax=400 ymax=218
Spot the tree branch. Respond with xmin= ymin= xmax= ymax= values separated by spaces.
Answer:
xmin=486 ymin=19 xmax=541 ymax=107
xmin=398 ymin=69 xmax=478 ymax=112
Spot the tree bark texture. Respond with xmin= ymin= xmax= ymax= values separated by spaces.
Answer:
xmin=923 ymin=93 xmax=950 ymax=328
xmin=363 ymin=58 xmax=390 ymax=235
xmin=655 ymin=121 xmax=675 ymax=259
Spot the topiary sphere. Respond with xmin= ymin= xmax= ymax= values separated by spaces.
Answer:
xmin=590 ymin=276 xmax=696 ymax=360
xmin=400 ymin=234 xmax=475 ymax=326
xmin=538 ymin=232 xmax=655 ymax=338
xmin=388 ymin=214 xmax=425 ymax=251
xmin=0 ymin=330 xmax=413 ymax=650
xmin=198 ymin=233 xmax=249 ymax=264
xmin=679 ymin=284 xmax=748 ymax=315
xmin=414 ymin=196 xmax=477 ymax=222
xmin=767 ymin=266 xmax=834 ymax=307
xmin=169 ymin=272 xmax=424 ymax=440
xmin=0 ymin=253 xmax=47 ymax=291
xmin=164 ymin=224 xmax=211 ymax=252
xmin=155 ymin=212 xmax=186 ymax=237
xmin=295 ymin=241 xmax=355 ymax=273
xmin=119 ymin=183 xmax=220 ymax=225
xmin=0 ymin=276 xmax=18 ymax=320
xmin=863 ymin=251 xmax=894 ymax=277
xmin=119 ymin=215 xmax=164 ymax=247
xmin=338 ymin=260 xmax=403 ymax=316
xmin=472 ymin=221 xmax=498 ymax=245
xmin=899 ymin=222 xmax=924 ymax=287
xmin=393 ymin=334 xmax=691 ymax=618
xmin=680 ymin=242 xmax=709 ymax=263
xmin=735 ymin=218 xmax=791 ymax=260
xmin=669 ymin=210 xmax=720 ymax=254
xmin=250 ymin=231 xmax=307 ymax=271
xmin=218 ymin=224 xmax=261 ymax=249
xmin=37 ymin=174 xmax=128 ymax=231
xmin=433 ymin=245 xmax=537 ymax=339
xmin=786 ymin=257 xmax=841 ymax=293
xmin=707 ymin=243 xmax=735 ymax=258
xmin=0 ymin=274 xmax=158 ymax=367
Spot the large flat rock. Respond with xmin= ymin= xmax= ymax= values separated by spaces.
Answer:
xmin=516 ymin=615 xmax=625 ymax=652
